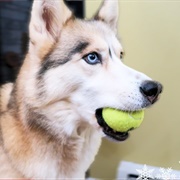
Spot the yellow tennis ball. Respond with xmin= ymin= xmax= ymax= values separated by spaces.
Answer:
xmin=102 ymin=108 xmax=144 ymax=132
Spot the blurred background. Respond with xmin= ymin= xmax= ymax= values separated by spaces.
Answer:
xmin=0 ymin=0 xmax=84 ymax=84
xmin=0 ymin=0 xmax=180 ymax=179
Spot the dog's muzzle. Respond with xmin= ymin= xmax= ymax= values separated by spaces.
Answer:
xmin=95 ymin=81 xmax=163 ymax=141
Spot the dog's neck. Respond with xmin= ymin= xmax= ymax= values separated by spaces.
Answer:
xmin=1 ymin=92 xmax=102 ymax=178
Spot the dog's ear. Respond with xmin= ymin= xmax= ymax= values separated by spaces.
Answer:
xmin=95 ymin=0 xmax=119 ymax=33
xmin=29 ymin=0 xmax=73 ymax=53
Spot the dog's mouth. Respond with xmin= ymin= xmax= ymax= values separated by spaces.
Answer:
xmin=95 ymin=108 xmax=129 ymax=141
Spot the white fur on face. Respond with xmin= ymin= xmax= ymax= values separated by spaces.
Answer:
xmin=40 ymin=21 xmax=151 ymax=128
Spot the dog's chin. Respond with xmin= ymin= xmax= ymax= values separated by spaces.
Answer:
xmin=95 ymin=108 xmax=129 ymax=142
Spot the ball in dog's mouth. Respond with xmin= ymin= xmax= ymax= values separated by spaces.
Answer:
xmin=95 ymin=108 xmax=144 ymax=141
xmin=95 ymin=109 xmax=129 ymax=141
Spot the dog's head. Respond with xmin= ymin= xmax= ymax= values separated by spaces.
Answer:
xmin=21 ymin=0 xmax=162 ymax=141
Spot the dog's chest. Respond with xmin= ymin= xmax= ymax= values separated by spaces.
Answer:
xmin=22 ymin=128 xmax=102 ymax=178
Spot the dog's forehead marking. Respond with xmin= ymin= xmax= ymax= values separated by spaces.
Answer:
xmin=81 ymin=20 xmax=123 ymax=58
xmin=37 ymin=19 xmax=123 ymax=78
xmin=38 ymin=40 xmax=89 ymax=77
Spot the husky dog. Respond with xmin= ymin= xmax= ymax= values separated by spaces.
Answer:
xmin=0 ymin=0 xmax=162 ymax=178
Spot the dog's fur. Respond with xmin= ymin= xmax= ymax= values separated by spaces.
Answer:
xmin=0 ymin=0 xmax=161 ymax=178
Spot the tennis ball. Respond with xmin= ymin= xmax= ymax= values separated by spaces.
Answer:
xmin=102 ymin=108 xmax=144 ymax=132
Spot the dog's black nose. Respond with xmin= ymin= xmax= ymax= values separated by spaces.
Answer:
xmin=140 ymin=81 xmax=163 ymax=104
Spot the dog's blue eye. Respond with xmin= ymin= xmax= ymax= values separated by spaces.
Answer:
xmin=83 ymin=53 xmax=101 ymax=65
